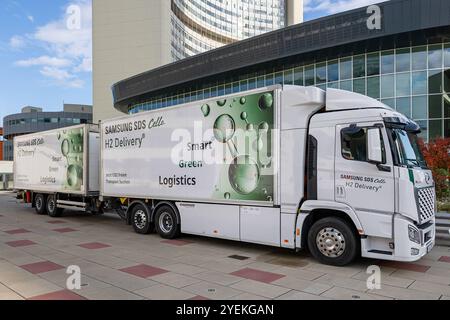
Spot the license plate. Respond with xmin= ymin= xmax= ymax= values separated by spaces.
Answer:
xmin=427 ymin=242 xmax=434 ymax=253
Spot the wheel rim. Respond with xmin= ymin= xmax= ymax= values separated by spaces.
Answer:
xmin=159 ymin=212 xmax=173 ymax=234
xmin=48 ymin=198 xmax=55 ymax=212
xmin=316 ymin=227 xmax=346 ymax=258
xmin=134 ymin=210 xmax=147 ymax=230
xmin=36 ymin=197 xmax=43 ymax=210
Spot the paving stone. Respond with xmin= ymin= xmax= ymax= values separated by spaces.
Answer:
xmin=230 ymin=279 xmax=290 ymax=299
xmin=161 ymin=239 xmax=194 ymax=246
xmin=277 ymin=290 xmax=329 ymax=300
xmin=135 ymin=284 xmax=196 ymax=300
xmin=78 ymin=286 xmax=145 ymax=300
xmin=150 ymin=272 xmax=202 ymax=288
xmin=193 ymin=271 xmax=243 ymax=286
xmin=9 ymin=278 xmax=62 ymax=299
xmin=315 ymin=274 xmax=370 ymax=292
xmin=165 ymin=263 xmax=209 ymax=275
xmin=321 ymin=287 xmax=391 ymax=300
xmin=367 ymin=284 xmax=441 ymax=300
xmin=119 ymin=264 xmax=168 ymax=278
xmin=231 ymin=268 xmax=285 ymax=283
xmin=184 ymin=281 xmax=243 ymax=300
xmin=390 ymin=269 xmax=450 ymax=286
xmin=19 ymin=261 xmax=64 ymax=274
xmin=409 ymin=280 xmax=450 ymax=296
xmin=29 ymin=290 xmax=86 ymax=300
xmin=5 ymin=240 xmax=36 ymax=248
xmin=78 ymin=242 xmax=111 ymax=250
xmin=352 ymin=270 xmax=414 ymax=288
xmin=272 ymin=276 xmax=332 ymax=295
xmin=5 ymin=229 xmax=31 ymax=235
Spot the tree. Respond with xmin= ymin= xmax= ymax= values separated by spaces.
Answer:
xmin=419 ymin=137 xmax=450 ymax=200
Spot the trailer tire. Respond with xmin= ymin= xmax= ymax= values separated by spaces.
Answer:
xmin=35 ymin=194 xmax=46 ymax=215
xmin=46 ymin=195 xmax=63 ymax=217
xmin=131 ymin=204 xmax=153 ymax=234
xmin=307 ymin=217 xmax=358 ymax=266
xmin=155 ymin=205 xmax=180 ymax=239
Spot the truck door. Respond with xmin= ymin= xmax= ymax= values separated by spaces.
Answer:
xmin=334 ymin=122 xmax=395 ymax=238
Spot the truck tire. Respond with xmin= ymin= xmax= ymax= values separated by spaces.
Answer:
xmin=46 ymin=194 xmax=63 ymax=217
xmin=34 ymin=194 xmax=46 ymax=215
xmin=131 ymin=204 xmax=153 ymax=234
xmin=155 ymin=205 xmax=180 ymax=239
xmin=307 ymin=217 xmax=359 ymax=266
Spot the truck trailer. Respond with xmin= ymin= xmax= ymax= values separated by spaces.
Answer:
xmin=15 ymin=86 xmax=436 ymax=266
xmin=14 ymin=124 xmax=101 ymax=216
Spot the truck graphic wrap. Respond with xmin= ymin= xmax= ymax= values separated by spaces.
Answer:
xmin=101 ymin=91 xmax=275 ymax=204
xmin=14 ymin=126 xmax=85 ymax=192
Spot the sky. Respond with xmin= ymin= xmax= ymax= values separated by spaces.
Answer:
xmin=0 ymin=0 xmax=385 ymax=126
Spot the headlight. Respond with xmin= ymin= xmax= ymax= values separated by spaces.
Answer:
xmin=408 ymin=225 xmax=421 ymax=244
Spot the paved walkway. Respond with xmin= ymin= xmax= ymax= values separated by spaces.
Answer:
xmin=0 ymin=193 xmax=450 ymax=300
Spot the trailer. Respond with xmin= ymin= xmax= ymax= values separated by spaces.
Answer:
xmin=14 ymin=124 xmax=101 ymax=216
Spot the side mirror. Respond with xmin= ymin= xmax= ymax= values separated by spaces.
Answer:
xmin=367 ymin=128 xmax=383 ymax=164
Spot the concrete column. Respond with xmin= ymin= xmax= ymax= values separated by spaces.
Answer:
xmin=286 ymin=0 xmax=304 ymax=26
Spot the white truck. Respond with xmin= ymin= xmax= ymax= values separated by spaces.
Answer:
xmin=14 ymin=124 xmax=102 ymax=217
xmin=15 ymin=86 xmax=436 ymax=266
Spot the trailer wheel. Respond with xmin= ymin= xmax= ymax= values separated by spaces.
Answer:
xmin=34 ymin=194 xmax=46 ymax=215
xmin=307 ymin=217 xmax=359 ymax=266
xmin=131 ymin=204 xmax=153 ymax=234
xmin=155 ymin=205 xmax=180 ymax=239
xmin=46 ymin=195 xmax=63 ymax=217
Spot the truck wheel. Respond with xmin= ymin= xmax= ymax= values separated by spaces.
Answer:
xmin=307 ymin=217 xmax=359 ymax=266
xmin=155 ymin=205 xmax=180 ymax=239
xmin=46 ymin=195 xmax=63 ymax=217
xmin=34 ymin=194 xmax=46 ymax=215
xmin=131 ymin=204 xmax=153 ymax=234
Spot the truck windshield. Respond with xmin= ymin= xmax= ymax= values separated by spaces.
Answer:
xmin=391 ymin=129 xmax=428 ymax=169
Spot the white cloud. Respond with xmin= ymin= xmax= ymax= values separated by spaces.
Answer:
xmin=15 ymin=56 xmax=72 ymax=68
xmin=9 ymin=35 xmax=26 ymax=49
xmin=27 ymin=15 xmax=34 ymax=23
xmin=304 ymin=0 xmax=385 ymax=15
xmin=12 ymin=0 xmax=92 ymax=88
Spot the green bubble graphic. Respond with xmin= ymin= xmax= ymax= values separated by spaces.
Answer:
xmin=61 ymin=139 xmax=70 ymax=156
xmin=240 ymin=97 xmax=246 ymax=105
xmin=217 ymin=100 xmax=227 ymax=107
xmin=214 ymin=114 xmax=235 ymax=143
xmin=228 ymin=156 xmax=260 ymax=195
xmin=201 ymin=104 xmax=210 ymax=117
xmin=258 ymin=93 xmax=274 ymax=110
xmin=240 ymin=112 xmax=248 ymax=121
xmin=67 ymin=165 xmax=82 ymax=187
xmin=259 ymin=122 xmax=269 ymax=131
xmin=224 ymin=192 xmax=231 ymax=199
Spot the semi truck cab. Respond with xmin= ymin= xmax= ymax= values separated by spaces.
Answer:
xmin=295 ymin=87 xmax=435 ymax=265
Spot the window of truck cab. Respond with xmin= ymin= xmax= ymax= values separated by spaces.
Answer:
xmin=388 ymin=128 xmax=428 ymax=169
xmin=341 ymin=126 xmax=386 ymax=163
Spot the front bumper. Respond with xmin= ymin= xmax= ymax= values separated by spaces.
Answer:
xmin=392 ymin=214 xmax=435 ymax=262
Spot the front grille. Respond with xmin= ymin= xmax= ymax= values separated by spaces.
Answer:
xmin=417 ymin=187 xmax=435 ymax=223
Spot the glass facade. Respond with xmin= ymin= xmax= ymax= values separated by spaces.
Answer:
xmin=129 ymin=43 xmax=450 ymax=142
xmin=170 ymin=0 xmax=287 ymax=61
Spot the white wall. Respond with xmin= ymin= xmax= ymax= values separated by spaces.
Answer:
xmin=92 ymin=0 xmax=172 ymax=123
xmin=0 ymin=161 xmax=13 ymax=174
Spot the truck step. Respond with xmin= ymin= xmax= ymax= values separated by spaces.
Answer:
xmin=436 ymin=238 xmax=450 ymax=247
xmin=436 ymin=226 xmax=450 ymax=233
xmin=436 ymin=219 xmax=450 ymax=227
xmin=436 ymin=212 xmax=450 ymax=219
